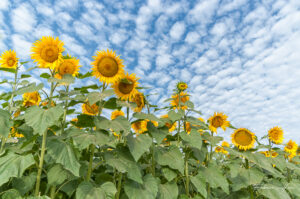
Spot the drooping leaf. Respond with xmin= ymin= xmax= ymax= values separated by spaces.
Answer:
xmin=158 ymin=182 xmax=178 ymax=199
xmin=0 ymin=109 xmax=13 ymax=138
xmin=133 ymin=112 xmax=159 ymax=121
xmin=180 ymin=129 xmax=202 ymax=150
xmin=161 ymin=168 xmax=177 ymax=182
xmin=147 ymin=122 xmax=168 ymax=144
xmin=48 ymin=74 xmax=75 ymax=85
xmin=87 ymin=89 xmax=114 ymax=105
xmin=14 ymin=83 xmax=43 ymax=95
xmin=47 ymin=164 xmax=74 ymax=186
xmin=12 ymin=172 xmax=36 ymax=196
xmin=127 ymin=134 xmax=152 ymax=161
xmin=76 ymin=181 xmax=116 ymax=199
xmin=258 ymin=183 xmax=291 ymax=199
xmin=167 ymin=110 xmax=184 ymax=121
xmin=94 ymin=116 xmax=131 ymax=135
xmin=155 ymin=146 xmax=184 ymax=174
xmin=191 ymin=173 xmax=207 ymax=198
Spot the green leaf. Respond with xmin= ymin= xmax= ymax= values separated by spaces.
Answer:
xmin=161 ymin=168 xmax=177 ymax=182
xmin=0 ymin=79 xmax=8 ymax=84
xmin=47 ymin=164 xmax=73 ymax=186
xmin=25 ymin=106 xmax=64 ymax=135
xmin=76 ymin=181 xmax=117 ymax=199
xmin=180 ymin=130 xmax=202 ymax=150
xmin=14 ymin=83 xmax=44 ymax=95
xmin=25 ymin=196 xmax=51 ymax=199
xmin=48 ymin=74 xmax=75 ymax=84
xmin=0 ymin=67 xmax=16 ymax=73
xmin=231 ymin=167 xmax=264 ymax=191
xmin=20 ymin=61 xmax=29 ymax=65
xmin=77 ymin=72 xmax=92 ymax=79
xmin=158 ymin=182 xmax=178 ymax=199
xmin=87 ymin=89 xmax=115 ymax=105
xmin=0 ymin=152 xmax=35 ymax=186
xmin=127 ymin=134 xmax=152 ymax=161
xmin=47 ymin=139 xmax=81 ymax=176
xmin=133 ymin=112 xmax=159 ymax=121
xmin=124 ymin=174 xmax=158 ymax=199
xmin=12 ymin=172 xmax=36 ymax=196
xmin=155 ymin=146 xmax=184 ymax=174
xmin=40 ymin=73 xmax=51 ymax=79
xmin=2 ymin=189 xmax=21 ymax=199
xmin=258 ymin=183 xmax=291 ymax=199
xmin=95 ymin=116 xmax=131 ymax=135
xmin=104 ymin=97 xmax=120 ymax=109
xmin=0 ymin=109 xmax=13 ymax=138
xmin=191 ymin=173 xmax=207 ymax=198
xmin=168 ymin=110 xmax=184 ymax=121
xmin=99 ymin=182 xmax=117 ymax=199
xmin=147 ymin=123 xmax=168 ymax=144
xmin=286 ymin=180 xmax=300 ymax=198
xmin=20 ymin=74 xmax=31 ymax=78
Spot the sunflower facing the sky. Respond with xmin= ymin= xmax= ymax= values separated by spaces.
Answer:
xmin=268 ymin=126 xmax=284 ymax=144
xmin=170 ymin=92 xmax=189 ymax=110
xmin=82 ymin=101 xmax=99 ymax=116
xmin=112 ymin=73 xmax=139 ymax=101
xmin=131 ymin=92 xmax=145 ymax=112
xmin=31 ymin=36 xmax=65 ymax=69
xmin=208 ymin=112 xmax=230 ymax=133
xmin=284 ymin=140 xmax=298 ymax=154
xmin=161 ymin=114 xmax=177 ymax=132
xmin=91 ymin=49 xmax=125 ymax=84
xmin=231 ymin=128 xmax=256 ymax=151
xmin=111 ymin=110 xmax=125 ymax=120
xmin=0 ymin=50 xmax=18 ymax=69
xmin=131 ymin=120 xmax=147 ymax=134
xmin=55 ymin=55 xmax=81 ymax=79
xmin=23 ymin=92 xmax=41 ymax=107
xmin=176 ymin=81 xmax=188 ymax=91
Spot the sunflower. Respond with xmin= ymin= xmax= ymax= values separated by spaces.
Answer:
xmin=82 ymin=102 xmax=99 ymax=116
xmin=177 ymin=81 xmax=188 ymax=91
xmin=287 ymin=152 xmax=296 ymax=160
xmin=185 ymin=122 xmax=192 ymax=134
xmin=31 ymin=36 xmax=64 ymax=69
xmin=268 ymin=126 xmax=284 ymax=144
xmin=131 ymin=120 xmax=147 ymax=134
xmin=260 ymin=151 xmax=270 ymax=157
xmin=160 ymin=114 xmax=177 ymax=132
xmin=284 ymin=140 xmax=298 ymax=154
xmin=221 ymin=141 xmax=230 ymax=148
xmin=55 ymin=55 xmax=81 ymax=79
xmin=13 ymin=110 xmax=20 ymax=118
xmin=208 ymin=112 xmax=230 ymax=133
xmin=146 ymin=119 xmax=158 ymax=128
xmin=0 ymin=50 xmax=18 ymax=69
xmin=112 ymin=73 xmax=139 ymax=101
xmin=131 ymin=92 xmax=145 ymax=112
xmin=23 ymin=92 xmax=41 ymax=107
xmin=215 ymin=146 xmax=223 ymax=153
xmin=9 ymin=127 xmax=24 ymax=138
xmin=170 ymin=92 xmax=189 ymax=110
xmin=231 ymin=128 xmax=256 ymax=151
xmin=91 ymin=49 xmax=125 ymax=84
xmin=41 ymin=100 xmax=56 ymax=108
xmin=111 ymin=110 xmax=125 ymax=120
xmin=297 ymin=147 xmax=300 ymax=156
xmin=271 ymin=151 xmax=278 ymax=158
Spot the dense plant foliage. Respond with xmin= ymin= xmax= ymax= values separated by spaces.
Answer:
xmin=0 ymin=36 xmax=299 ymax=199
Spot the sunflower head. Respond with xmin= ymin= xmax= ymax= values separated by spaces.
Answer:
xmin=23 ymin=92 xmax=41 ymax=107
xmin=146 ymin=119 xmax=158 ymax=127
xmin=131 ymin=92 xmax=145 ymax=112
xmin=82 ymin=102 xmax=99 ymax=116
xmin=176 ymin=81 xmax=188 ymax=91
xmin=91 ymin=49 xmax=125 ymax=84
xmin=186 ymin=122 xmax=192 ymax=134
xmin=0 ymin=50 xmax=18 ymax=69
xmin=231 ymin=128 xmax=256 ymax=151
xmin=31 ymin=36 xmax=65 ymax=69
xmin=260 ymin=151 xmax=270 ymax=157
xmin=215 ymin=146 xmax=223 ymax=153
xmin=271 ymin=151 xmax=278 ymax=158
xmin=111 ymin=110 xmax=125 ymax=120
xmin=131 ymin=120 xmax=147 ymax=134
xmin=268 ymin=126 xmax=284 ymax=144
xmin=9 ymin=127 xmax=24 ymax=138
xmin=170 ymin=92 xmax=189 ymax=110
xmin=221 ymin=141 xmax=230 ymax=148
xmin=284 ymin=140 xmax=298 ymax=154
xmin=208 ymin=112 xmax=230 ymax=133
xmin=112 ymin=73 xmax=139 ymax=101
xmin=161 ymin=114 xmax=177 ymax=132
xmin=55 ymin=55 xmax=81 ymax=79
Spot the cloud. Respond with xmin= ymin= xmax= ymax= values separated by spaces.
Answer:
xmin=11 ymin=3 xmax=37 ymax=33
xmin=169 ymin=21 xmax=186 ymax=40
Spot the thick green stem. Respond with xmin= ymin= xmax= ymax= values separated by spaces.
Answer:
xmin=151 ymin=141 xmax=155 ymax=176
xmin=50 ymin=186 xmax=56 ymax=199
xmin=61 ymin=85 xmax=69 ymax=134
xmin=115 ymin=173 xmax=123 ymax=199
xmin=86 ymin=144 xmax=95 ymax=181
xmin=184 ymin=151 xmax=190 ymax=196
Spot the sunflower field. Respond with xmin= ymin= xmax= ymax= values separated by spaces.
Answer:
xmin=0 ymin=36 xmax=299 ymax=199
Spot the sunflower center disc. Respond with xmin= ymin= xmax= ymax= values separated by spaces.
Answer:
xmin=41 ymin=46 xmax=59 ymax=63
xmin=85 ymin=104 xmax=97 ymax=114
xmin=98 ymin=57 xmax=118 ymax=77
xmin=234 ymin=130 xmax=252 ymax=146
xmin=7 ymin=58 xmax=15 ymax=67
xmin=135 ymin=94 xmax=142 ymax=106
xmin=212 ymin=116 xmax=223 ymax=128
xmin=60 ymin=62 xmax=75 ymax=75
xmin=118 ymin=80 xmax=134 ymax=94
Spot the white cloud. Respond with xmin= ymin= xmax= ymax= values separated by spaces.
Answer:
xmin=11 ymin=3 xmax=37 ymax=33
xmin=0 ymin=0 xmax=10 ymax=10
xmin=169 ymin=21 xmax=186 ymax=40
xmin=11 ymin=34 xmax=32 ymax=58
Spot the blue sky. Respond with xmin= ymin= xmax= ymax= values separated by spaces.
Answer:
xmin=0 ymin=0 xmax=300 ymax=144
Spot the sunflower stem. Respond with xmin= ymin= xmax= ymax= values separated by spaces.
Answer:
xmin=50 ymin=185 xmax=56 ymax=199
xmin=184 ymin=149 xmax=190 ymax=196
xmin=61 ymin=85 xmax=69 ymax=134
xmin=86 ymin=144 xmax=95 ymax=181
xmin=115 ymin=173 xmax=123 ymax=199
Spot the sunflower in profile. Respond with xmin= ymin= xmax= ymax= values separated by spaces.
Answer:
xmin=170 ymin=92 xmax=189 ymax=110
xmin=111 ymin=110 xmax=125 ymax=120
xmin=177 ymin=81 xmax=188 ymax=91
xmin=23 ymin=92 xmax=41 ymax=107
xmin=268 ymin=126 xmax=284 ymax=144
xmin=131 ymin=92 xmax=145 ymax=112
xmin=185 ymin=122 xmax=192 ymax=134
xmin=0 ymin=50 xmax=18 ymax=69
xmin=91 ymin=49 xmax=125 ymax=84
xmin=222 ymin=141 xmax=230 ymax=148
xmin=208 ymin=112 xmax=230 ymax=133
xmin=31 ymin=36 xmax=65 ymax=69
xmin=112 ymin=73 xmax=139 ymax=101
xmin=9 ymin=127 xmax=24 ymax=138
xmin=131 ymin=120 xmax=147 ymax=134
xmin=160 ymin=114 xmax=177 ymax=132
xmin=231 ymin=128 xmax=256 ymax=151
xmin=284 ymin=140 xmax=298 ymax=154
xmin=82 ymin=101 xmax=99 ymax=116
xmin=55 ymin=55 xmax=81 ymax=79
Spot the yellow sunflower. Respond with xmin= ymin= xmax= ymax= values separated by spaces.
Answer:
xmin=31 ymin=36 xmax=65 ymax=69
xmin=231 ymin=128 xmax=256 ymax=151
xmin=185 ymin=122 xmax=192 ymax=134
xmin=170 ymin=92 xmax=189 ymax=110
xmin=112 ymin=73 xmax=139 ymax=101
xmin=297 ymin=147 xmax=300 ymax=156
xmin=260 ymin=151 xmax=270 ymax=157
xmin=131 ymin=92 xmax=145 ymax=112
xmin=13 ymin=110 xmax=21 ymax=118
xmin=161 ymin=114 xmax=177 ymax=132
xmin=91 ymin=49 xmax=125 ymax=84
xmin=23 ymin=92 xmax=41 ymax=107
xmin=55 ymin=55 xmax=81 ymax=79
xmin=9 ymin=127 xmax=24 ymax=138
xmin=221 ymin=141 xmax=230 ymax=148
xmin=145 ymin=119 xmax=158 ymax=128
xmin=111 ymin=110 xmax=125 ymax=120
xmin=0 ymin=50 xmax=18 ymax=69
xmin=215 ymin=146 xmax=223 ymax=153
xmin=271 ymin=151 xmax=278 ymax=158
xmin=131 ymin=120 xmax=147 ymax=134
xmin=284 ymin=140 xmax=298 ymax=154
xmin=41 ymin=100 xmax=56 ymax=108
xmin=82 ymin=102 xmax=99 ymax=116
xmin=177 ymin=81 xmax=188 ymax=91
xmin=287 ymin=152 xmax=296 ymax=161
xmin=268 ymin=126 xmax=284 ymax=144
xmin=208 ymin=112 xmax=230 ymax=133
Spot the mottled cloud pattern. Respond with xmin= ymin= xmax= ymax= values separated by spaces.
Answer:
xmin=1 ymin=0 xmax=300 ymax=143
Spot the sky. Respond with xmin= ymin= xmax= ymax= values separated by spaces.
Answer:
xmin=0 ymin=0 xmax=300 ymax=144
